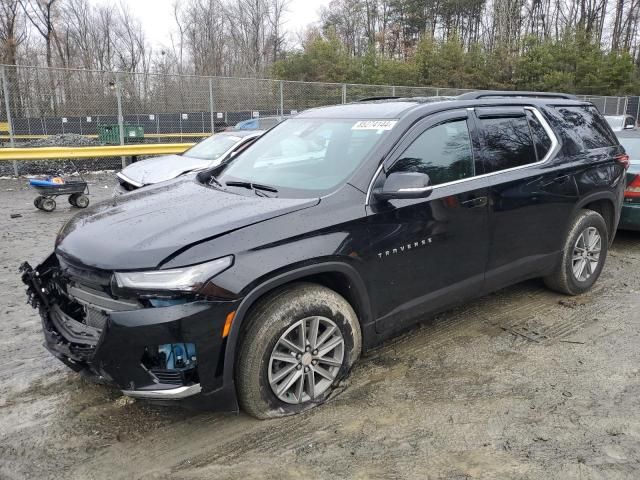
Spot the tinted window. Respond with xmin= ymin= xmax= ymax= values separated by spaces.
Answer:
xmin=625 ymin=116 xmax=636 ymax=128
xmin=526 ymin=110 xmax=552 ymax=161
xmin=556 ymin=106 xmax=617 ymax=150
xmin=478 ymin=115 xmax=536 ymax=173
xmin=388 ymin=119 xmax=474 ymax=186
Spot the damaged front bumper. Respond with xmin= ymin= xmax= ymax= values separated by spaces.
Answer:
xmin=21 ymin=254 xmax=241 ymax=411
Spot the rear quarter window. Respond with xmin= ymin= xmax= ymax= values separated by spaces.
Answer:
xmin=554 ymin=105 xmax=617 ymax=154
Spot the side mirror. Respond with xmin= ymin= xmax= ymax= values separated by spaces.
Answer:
xmin=373 ymin=172 xmax=432 ymax=201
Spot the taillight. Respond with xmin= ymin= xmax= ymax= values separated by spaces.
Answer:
xmin=616 ymin=153 xmax=630 ymax=170
xmin=625 ymin=174 xmax=640 ymax=199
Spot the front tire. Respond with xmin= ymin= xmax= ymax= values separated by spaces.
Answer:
xmin=544 ymin=209 xmax=608 ymax=295
xmin=74 ymin=194 xmax=90 ymax=208
xmin=236 ymin=283 xmax=361 ymax=419
xmin=40 ymin=197 xmax=56 ymax=212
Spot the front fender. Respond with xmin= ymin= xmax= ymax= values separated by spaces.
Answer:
xmin=220 ymin=260 xmax=373 ymax=392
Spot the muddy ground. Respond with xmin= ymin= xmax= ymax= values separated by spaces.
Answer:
xmin=1 ymin=173 xmax=640 ymax=480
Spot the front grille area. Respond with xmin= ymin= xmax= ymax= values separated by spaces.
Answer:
xmin=150 ymin=369 xmax=185 ymax=385
xmin=84 ymin=306 xmax=109 ymax=330
xmin=144 ymin=343 xmax=199 ymax=387
xmin=43 ymin=255 xmax=142 ymax=339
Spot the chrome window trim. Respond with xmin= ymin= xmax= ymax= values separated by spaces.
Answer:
xmin=524 ymin=106 xmax=560 ymax=164
xmin=398 ymin=186 xmax=433 ymax=193
xmin=365 ymin=161 xmax=386 ymax=205
xmin=365 ymin=106 xmax=560 ymax=205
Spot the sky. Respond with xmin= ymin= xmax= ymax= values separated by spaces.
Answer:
xmin=92 ymin=0 xmax=331 ymax=50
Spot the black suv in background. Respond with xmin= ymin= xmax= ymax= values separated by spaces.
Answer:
xmin=22 ymin=92 xmax=627 ymax=419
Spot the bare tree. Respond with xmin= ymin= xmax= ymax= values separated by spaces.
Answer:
xmin=0 ymin=0 xmax=25 ymax=65
xmin=19 ymin=0 xmax=59 ymax=68
xmin=0 ymin=0 xmax=26 ymax=115
xmin=268 ymin=0 xmax=289 ymax=63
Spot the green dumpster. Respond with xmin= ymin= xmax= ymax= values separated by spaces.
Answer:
xmin=98 ymin=124 xmax=144 ymax=144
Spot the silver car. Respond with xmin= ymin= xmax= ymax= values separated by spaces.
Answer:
xmin=115 ymin=130 xmax=263 ymax=194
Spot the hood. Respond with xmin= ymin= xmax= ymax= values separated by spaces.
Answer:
xmin=119 ymin=155 xmax=211 ymax=185
xmin=56 ymin=176 xmax=319 ymax=270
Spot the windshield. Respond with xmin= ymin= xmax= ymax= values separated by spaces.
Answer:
xmin=183 ymin=134 xmax=240 ymax=161
xmin=606 ymin=116 xmax=624 ymax=131
xmin=219 ymin=118 xmax=395 ymax=194
xmin=619 ymin=137 xmax=640 ymax=160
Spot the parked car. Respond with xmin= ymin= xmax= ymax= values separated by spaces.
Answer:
xmin=115 ymin=130 xmax=263 ymax=194
xmin=605 ymin=114 xmax=637 ymax=131
xmin=22 ymin=91 xmax=627 ymax=419
xmin=615 ymin=130 xmax=640 ymax=230
xmin=233 ymin=116 xmax=285 ymax=131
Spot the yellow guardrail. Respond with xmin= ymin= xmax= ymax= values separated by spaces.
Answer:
xmin=0 ymin=132 xmax=211 ymax=140
xmin=0 ymin=143 xmax=195 ymax=161
xmin=0 ymin=122 xmax=9 ymax=132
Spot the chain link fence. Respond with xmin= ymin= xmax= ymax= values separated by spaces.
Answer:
xmin=0 ymin=64 xmax=635 ymax=175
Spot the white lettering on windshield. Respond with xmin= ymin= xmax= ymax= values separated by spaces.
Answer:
xmin=352 ymin=120 xmax=397 ymax=131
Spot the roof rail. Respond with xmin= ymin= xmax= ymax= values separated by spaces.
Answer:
xmin=458 ymin=91 xmax=577 ymax=100
xmin=357 ymin=96 xmax=402 ymax=102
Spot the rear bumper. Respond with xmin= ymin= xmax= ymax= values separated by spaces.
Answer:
xmin=21 ymin=255 xmax=241 ymax=412
xmin=619 ymin=202 xmax=640 ymax=231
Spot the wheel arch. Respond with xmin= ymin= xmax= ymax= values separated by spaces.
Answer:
xmin=221 ymin=261 xmax=373 ymax=385
xmin=573 ymin=191 xmax=619 ymax=242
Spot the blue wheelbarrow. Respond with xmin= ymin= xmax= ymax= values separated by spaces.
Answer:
xmin=29 ymin=177 xmax=90 ymax=212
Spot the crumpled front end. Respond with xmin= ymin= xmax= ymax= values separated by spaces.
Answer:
xmin=21 ymin=253 xmax=240 ymax=410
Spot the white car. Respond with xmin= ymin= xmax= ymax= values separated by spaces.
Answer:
xmin=115 ymin=130 xmax=263 ymax=194
xmin=604 ymin=114 xmax=636 ymax=131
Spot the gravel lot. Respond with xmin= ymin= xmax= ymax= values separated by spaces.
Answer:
xmin=1 ymin=173 xmax=640 ymax=480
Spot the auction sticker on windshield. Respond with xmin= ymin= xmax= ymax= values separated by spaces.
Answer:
xmin=352 ymin=120 xmax=397 ymax=131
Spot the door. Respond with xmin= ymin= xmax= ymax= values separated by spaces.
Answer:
xmin=366 ymin=110 xmax=490 ymax=333
xmin=472 ymin=106 xmax=578 ymax=290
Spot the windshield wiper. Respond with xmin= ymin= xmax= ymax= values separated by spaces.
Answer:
xmin=226 ymin=180 xmax=278 ymax=196
xmin=208 ymin=175 xmax=223 ymax=188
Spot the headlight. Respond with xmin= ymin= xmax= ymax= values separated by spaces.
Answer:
xmin=114 ymin=256 xmax=233 ymax=293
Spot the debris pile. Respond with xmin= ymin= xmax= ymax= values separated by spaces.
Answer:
xmin=19 ymin=133 xmax=101 ymax=148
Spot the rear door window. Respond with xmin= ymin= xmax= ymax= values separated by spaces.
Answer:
xmin=477 ymin=113 xmax=537 ymax=173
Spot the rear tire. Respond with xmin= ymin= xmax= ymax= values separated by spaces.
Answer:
xmin=544 ymin=209 xmax=608 ymax=295
xmin=236 ymin=283 xmax=361 ymax=419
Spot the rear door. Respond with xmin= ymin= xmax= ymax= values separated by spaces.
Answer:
xmin=366 ymin=109 xmax=490 ymax=333
xmin=472 ymin=106 xmax=578 ymax=290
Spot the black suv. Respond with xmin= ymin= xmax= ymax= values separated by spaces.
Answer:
xmin=22 ymin=92 xmax=628 ymax=418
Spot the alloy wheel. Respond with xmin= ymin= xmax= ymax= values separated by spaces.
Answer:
xmin=268 ymin=316 xmax=344 ymax=404
xmin=572 ymin=226 xmax=602 ymax=282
